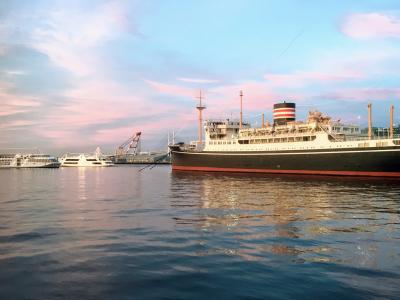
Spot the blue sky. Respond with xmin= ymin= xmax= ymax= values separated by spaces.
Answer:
xmin=1 ymin=0 xmax=400 ymax=153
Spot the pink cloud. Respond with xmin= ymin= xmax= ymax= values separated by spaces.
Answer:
xmin=0 ymin=46 xmax=6 ymax=56
xmin=0 ymin=81 xmax=42 ymax=116
xmin=43 ymin=81 xmax=145 ymax=127
xmin=0 ymin=108 xmax=29 ymax=117
xmin=146 ymin=52 xmax=378 ymax=120
xmin=319 ymin=87 xmax=400 ymax=101
xmin=31 ymin=1 xmax=134 ymax=76
xmin=37 ymin=129 xmax=90 ymax=147
xmin=264 ymin=70 xmax=364 ymax=88
xmin=210 ymin=82 xmax=281 ymax=111
xmin=146 ymin=78 xmax=282 ymax=113
xmin=0 ymin=120 xmax=36 ymax=130
xmin=178 ymin=77 xmax=219 ymax=84
xmin=32 ymin=79 xmax=196 ymax=147
xmin=145 ymin=79 xmax=196 ymax=98
xmin=341 ymin=12 xmax=400 ymax=39
xmin=90 ymin=113 xmax=194 ymax=145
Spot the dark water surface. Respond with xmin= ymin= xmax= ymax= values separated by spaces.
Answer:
xmin=0 ymin=166 xmax=399 ymax=299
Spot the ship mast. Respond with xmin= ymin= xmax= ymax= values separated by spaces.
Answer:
xmin=196 ymin=90 xmax=206 ymax=146
xmin=368 ymin=103 xmax=372 ymax=140
xmin=240 ymin=90 xmax=243 ymax=129
xmin=262 ymin=113 xmax=265 ymax=128
xmin=390 ymin=105 xmax=394 ymax=139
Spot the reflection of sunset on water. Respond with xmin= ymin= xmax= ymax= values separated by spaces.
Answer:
xmin=0 ymin=167 xmax=399 ymax=299
xmin=171 ymin=171 xmax=400 ymax=269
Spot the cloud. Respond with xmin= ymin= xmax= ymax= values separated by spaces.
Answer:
xmin=3 ymin=70 xmax=28 ymax=76
xmin=0 ymin=120 xmax=36 ymax=130
xmin=31 ymin=1 xmax=135 ymax=76
xmin=145 ymin=79 xmax=196 ymax=98
xmin=264 ymin=70 xmax=364 ymax=88
xmin=341 ymin=12 xmax=400 ymax=39
xmin=0 ymin=108 xmax=29 ymax=117
xmin=317 ymin=87 xmax=400 ymax=101
xmin=31 ymin=78 xmax=195 ymax=147
xmin=0 ymin=81 xmax=42 ymax=116
xmin=145 ymin=45 xmax=400 ymax=122
xmin=90 ymin=115 xmax=193 ymax=145
xmin=0 ymin=46 xmax=6 ymax=56
xmin=0 ymin=25 xmax=7 ymax=55
xmin=179 ymin=77 xmax=219 ymax=84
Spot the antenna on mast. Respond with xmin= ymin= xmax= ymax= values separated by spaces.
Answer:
xmin=196 ymin=90 xmax=206 ymax=146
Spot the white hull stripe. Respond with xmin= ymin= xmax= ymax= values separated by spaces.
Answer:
xmin=273 ymin=108 xmax=295 ymax=112
xmin=274 ymin=112 xmax=295 ymax=116
xmin=174 ymin=149 xmax=400 ymax=156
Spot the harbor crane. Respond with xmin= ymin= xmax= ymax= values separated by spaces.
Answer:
xmin=116 ymin=132 xmax=141 ymax=156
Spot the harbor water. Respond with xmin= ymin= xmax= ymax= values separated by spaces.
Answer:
xmin=0 ymin=166 xmax=399 ymax=299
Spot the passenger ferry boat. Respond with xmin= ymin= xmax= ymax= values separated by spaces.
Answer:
xmin=59 ymin=147 xmax=114 ymax=167
xmin=170 ymin=98 xmax=400 ymax=177
xmin=0 ymin=153 xmax=60 ymax=168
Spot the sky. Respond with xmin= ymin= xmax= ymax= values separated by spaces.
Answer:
xmin=1 ymin=0 xmax=400 ymax=154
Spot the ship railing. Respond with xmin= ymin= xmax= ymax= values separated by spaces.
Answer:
xmin=63 ymin=152 xmax=103 ymax=157
xmin=342 ymin=134 xmax=400 ymax=142
xmin=239 ymin=130 xmax=321 ymax=138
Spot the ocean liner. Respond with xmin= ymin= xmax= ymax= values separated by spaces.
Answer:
xmin=170 ymin=93 xmax=400 ymax=177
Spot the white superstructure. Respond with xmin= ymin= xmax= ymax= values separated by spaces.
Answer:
xmin=202 ymin=110 xmax=400 ymax=152
xmin=0 ymin=153 xmax=60 ymax=168
xmin=59 ymin=147 xmax=114 ymax=167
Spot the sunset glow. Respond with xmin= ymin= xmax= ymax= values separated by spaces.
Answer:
xmin=1 ymin=0 xmax=400 ymax=153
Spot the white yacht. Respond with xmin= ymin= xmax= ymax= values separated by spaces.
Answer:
xmin=0 ymin=153 xmax=61 ymax=168
xmin=59 ymin=147 xmax=114 ymax=167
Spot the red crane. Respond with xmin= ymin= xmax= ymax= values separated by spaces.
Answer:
xmin=116 ymin=132 xmax=141 ymax=156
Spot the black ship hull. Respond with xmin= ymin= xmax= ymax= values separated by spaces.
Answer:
xmin=171 ymin=147 xmax=400 ymax=177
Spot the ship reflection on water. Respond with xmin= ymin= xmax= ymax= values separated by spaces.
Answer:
xmin=170 ymin=171 xmax=400 ymax=270
xmin=0 ymin=167 xmax=399 ymax=299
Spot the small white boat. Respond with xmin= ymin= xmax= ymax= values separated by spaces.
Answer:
xmin=59 ymin=147 xmax=114 ymax=167
xmin=0 ymin=153 xmax=61 ymax=168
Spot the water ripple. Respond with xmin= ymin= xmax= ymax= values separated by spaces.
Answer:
xmin=0 ymin=167 xmax=399 ymax=299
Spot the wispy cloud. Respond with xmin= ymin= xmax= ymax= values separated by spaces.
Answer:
xmin=31 ymin=78 xmax=194 ymax=147
xmin=0 ymin=120 xmax=36 ymax=130
xmin=0 ymin=81 xmax=42 ymax=116
xmin=146 ymin=46 xmax=400 ymax=120
xmin=317 ymin=87 xmax=400 ymax=101
xmin=179 ymin=77 xmax=219 ymax=84
xmin=3 ymin=70 xmax=28 ymax=77
xmin=31 ymin=1 xmax=135 ymax=76
xmin=341 ymin=12 xmax=400 ymax=39
xmin=0 ymin=25 xmax=7 ymax=55
xmin=264 ymin=70 xmax=364 ymax=88
xmin=1 ymin=2 xmax=400 ymax=150
xmin=145 ymin=79 xmax=196 ymax=98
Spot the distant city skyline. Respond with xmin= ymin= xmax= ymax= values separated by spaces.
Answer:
xmin=1 ymin=0 xmax=400 ymax=153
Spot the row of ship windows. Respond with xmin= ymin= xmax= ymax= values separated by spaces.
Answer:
xmin=0 ymin=159 xmax=53 ymax=163
xmin=24 ymin=159 xmax=54 ymax=163
xmin=65 ymin=158 xmax=98 ymax=162
xmin=240 ymin=136 xmax=317 ymax=144
xmin=358 ymin=142 xmax=392 ymax=147
xmin=64 ymin=161 xmax=102 ymax=165
xmin=333 ymin=127 xmax=359 ymax=132
xmin=209 ymin=136 xmax=317 ymax=145
xmin=209 ymin=141 xmax=237 ymax=145
xmin=208 ymin=144 xmax=359 ymax=151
